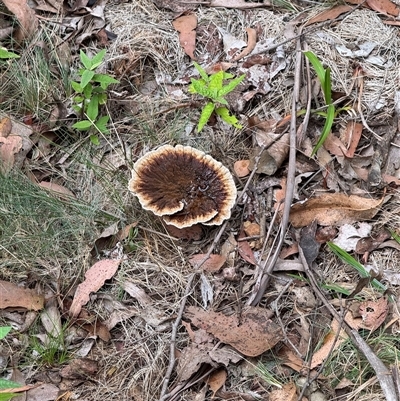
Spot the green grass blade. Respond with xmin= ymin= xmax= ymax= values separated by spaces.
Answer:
xmin=311 ymin=104 xmax=335 ymax=156
xmin=324 ymin=67 xmax=332 ymax=104
xmin=304 ymin=51 xmax=326 ymax=87
xmin=327 ymin=242 xmax=386 ymax=292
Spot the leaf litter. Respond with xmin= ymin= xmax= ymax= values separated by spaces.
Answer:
xmin=3 ymin=0 xmax=400 ymax=400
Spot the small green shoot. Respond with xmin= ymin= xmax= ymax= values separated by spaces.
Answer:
xmin=0 ymin=326 xmax=12 ymax=340
xmin=71 ymin=49 xmax=119 ymax=145
xmin=327 ymin=242 xmax=386 ymax=292
xmin=0 ymin=48 xmax=20 ymax=60
xmin=189 ymin=62 xmax=245 ymax=132
xmin=304 ymin=51 xmax=346 ymax=157
xmin=0 ymin=328 xmax=19 ymax=401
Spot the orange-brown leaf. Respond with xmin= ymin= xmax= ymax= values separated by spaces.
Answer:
xmin=306 ymin=5 xmax=353 ymax=26
xmin=366 ymin=0 xmax=400 ymax=16
xmin=0 ymin=280 xmax=44 ymax=311
xmin=189 ymin=254 xmax=226 ymax=272
xmin=69 ymin=259 xmax=121 ymax=317
xmin=289 ymin=193 xmax=385 ymax=228
xmin=3 ymin=0 xmax=38 ymax=41
xmin=208 ymin=368 xmax=227 ymax=398
xmin=172 ymin=14 xmax=197 ymax=59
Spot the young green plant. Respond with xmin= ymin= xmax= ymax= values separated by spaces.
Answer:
xmin=71 ymin=49 xmax=119 ymax=145
xmin=0 ymin=326 xmax=21 ymax=401
xmin=188 ymin=62 xmax=245 ymax=132
xmin=327 ymin=242 xmax=386 ymax=292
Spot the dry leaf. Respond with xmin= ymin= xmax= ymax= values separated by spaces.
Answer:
xmin=209 ymin=0 xmax=271 ymax=8
xmin=189 ymin=254 xmax=226 ymax=272
xmin=343 ymin=121 xmax=363 ymax=158
xmin=185 ymin=306 xmax=281 ymax=356
xmin=0 ymin=117 xmax=12 ymax=137
xmin=237 ymin=230 xmax=257 ymax=265
xmin=359 ymin=298 xmax=388 ymax=331
xmin=310 ymin=319 xmax=348 ymax=369
xmin=39 ymin=181 xmax=76 ymax=198
xmin=243 ymin=221 xmax=260 ymax=237
xmin=234 ymin=160 xmax=250 ymax=178
xmin=172 ymin=14 xmax=197 ymax=60
xmin=366 ymin=0 xmax=400 ymax=16
xmin=289 ymin=193 xmax=385 ymax=228
xmin=3 ymin=0 xmax=38 ymax=41
xmin=305 ymin=5 xmax=353 ymax=26
xmin=0 ymin=280 xmax=44 ymax=311
xmin=69 ymin=259 xmax=121 ymax=317
xmin=0 ymin=135 xmax=22 ymax=172
xmin=60 ymin=358 xmax=98 ymax=379
xmin=208 ymin=368 xmax=227 ymax=398
xmin=269 ymin=382 xmax=297 ymax=401
xmin=278 ymin=346 xmax=304 ymax=372
xmin=232 ymin=28 xmax=257 ymax=61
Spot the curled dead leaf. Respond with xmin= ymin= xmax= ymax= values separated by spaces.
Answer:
xmin=289 ymin=193 xmax=385 ymax=228
xmin=69 ymin=259 xmax=121 ymax=317
xmin=232 ymin=27 xmax=257 ymax=62
xmin=3 ymin=0 xmax=38 ymax=42
xmin=185 ymin=306 xmax=281 ymax=356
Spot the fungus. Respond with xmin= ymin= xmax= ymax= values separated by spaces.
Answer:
xmin=128 ymin=145 xmax=237 ymax=228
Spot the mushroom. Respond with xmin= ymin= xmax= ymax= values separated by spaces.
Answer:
xmin=128 ymin=145 xmax=237 ymax=228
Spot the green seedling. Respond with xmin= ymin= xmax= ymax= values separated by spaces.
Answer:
xmin=188 ymin=62 xmax=245 ymax=132
xmin=0 ymin=327 xmax=20 ymax=401
xmin=327 ymin=242 xmax=386 ymax=292
xmin=0 ymin=47 xmax=19 ymax=59
xmin=71 ymin=49 xmax=119 ymax=145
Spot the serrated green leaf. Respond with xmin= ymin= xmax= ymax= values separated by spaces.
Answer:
xmin=190 ymin=79 xmax=214 ymax=99
xmin=90 ymin=49 xmax=106 ymax=70
xmin=90 ymin=134 xmax=100 ymax=145
xmin=92 ymin=73 xmax=119 ymax=88
xmin=217 ymin=74 xmax=245 ymax=97
xmin=95 ymin=115 xmax=110 ymax=133
xmin=0 ymin=48 xmax=20 ymax=59
xmin=0 ymin=378 xmax=22 ymax=390
xmin=71 ymin=81 xmax=83 ymax=93
xmin=304 ymin=51 xmax=326 ymax=88
xmin=193 ymin=62 xmax=209 ymax=82
xmin=86 ymin=95 xmax=99 ymax=121
xmin=0 ymin=393 xmax=17 ymax=401
xmin=209 ymin=71 xmax=224 ymax=91
xmin=80 ymin=70 xmax=95 ymax=89
xmin=223 ymin=72 xmax=234 ymax=79
xmin=214 ymin=97 xmax=229 ymax=106
xmin=311 ymin=104 xmax=335 ymax=156
xmin=197 ymin=102 xmax=215 ymax=132
xmin=0 ymin=326 xmax=11 ymax=340
xmin=80 ymin=50 xmax=92 ymax=70
xmin=73 ymin=120 xmax=93 ymax=130
xmin=215 ymin=107 xmax=242 ymax=128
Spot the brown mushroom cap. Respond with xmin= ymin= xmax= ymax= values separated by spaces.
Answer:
xmin=128 ymin=145 xmax=237 ymax=228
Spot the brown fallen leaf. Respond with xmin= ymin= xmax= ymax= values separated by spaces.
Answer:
xmin=209 ymin=0 xmax=271 ymax=8
xmin=0 ymin=135 xmax=22 ymax=172
xmin=39 ymin=181 xmax=76 ymax=198
xmin=3 ymin=0 xmax=38 ymax=42
xmin=366 ymin=0 xmax=400 ymax=16
xmin=305 ymin=5 xmax=353 ymax=26
xmin=0 ymin=117 xmax=12 ymax=136
xmin=0 ymin=280 xmax=44 ymax=311
xmin=289 ymin=193 xmax=385 ymax=228
xmin=232 ymin=28 xmax=257 ymax=62
xmin=208 ymin=368 xmax=227 ymax=398
xmin=60 ymin=358 xmax=99 ymax=379
xmin=343 ymin=121 xmax=363 ymax=158
xmin=310 ymin=319 xmax=348 ymax=369
xmin=359 ymin=297 xmax=388 ymax=331
xmin=243 ymin=221 xmax=260 ymax=237
xmin=237 ymin=230 xmax=257 ymax=265
xmin=269 ymin=382 xmax=297 ymax=401
xmin=69 ymin=259 xmax=121 ymax=317
xmin=163 ymin=222 xmax=203 ymax=240
xmin=172 ymin=14 xmax=197 ymax=60
xmin=234 ymin=159 xmax=250 ymax=178
xmin=185 ymin=306 xmax=281 ymax=356
xmin=189 ymin=254 xmax=226 ymax=272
